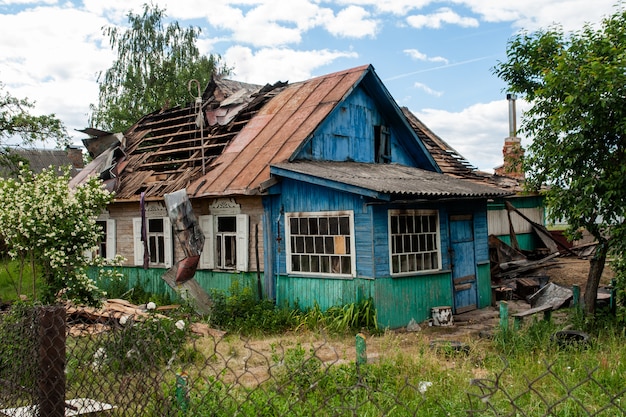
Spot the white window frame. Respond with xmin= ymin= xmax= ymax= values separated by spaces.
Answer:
xmin=388 ymin=209 xmax=441 ymax=276
xmin=285 ymin=210 xmax=356 ymax=278
xmin=133 ymin=216 xmax=172 ymax=268
xmin=198 ymin=214 xmax=249 ymax=272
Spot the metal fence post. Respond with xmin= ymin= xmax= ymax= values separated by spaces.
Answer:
xmin=38 ymin=306 xmax=66 ymax=417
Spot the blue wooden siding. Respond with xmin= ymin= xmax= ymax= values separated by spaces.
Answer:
xmin=263 ymin=180 xmax=492 ymax=328
xmin=294 ymin=86 xmax=428 ymax=168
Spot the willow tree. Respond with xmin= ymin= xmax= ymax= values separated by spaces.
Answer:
xmin=90 ymin=3 xmax=230 ymax=132
xmin=494 ymin=7 xmax=626 ymax=314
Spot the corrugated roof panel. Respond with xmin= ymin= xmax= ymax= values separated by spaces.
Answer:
xmin=271 ymin=161 xmax=512 ymax=199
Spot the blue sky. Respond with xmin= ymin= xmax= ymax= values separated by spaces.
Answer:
xmin=0 ymin=0 xmax=620 ymax=171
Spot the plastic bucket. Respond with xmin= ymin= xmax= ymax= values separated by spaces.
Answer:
xmin=431 ymin=306 xmax=453 ymax=326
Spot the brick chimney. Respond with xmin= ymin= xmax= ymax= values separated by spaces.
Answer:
xmin=494 ymin=94 xmax=524 ymax=180
xmin=66 ymin=146 xmax=85 ymax=170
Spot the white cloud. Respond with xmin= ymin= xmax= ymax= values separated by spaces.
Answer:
xmin=404 ymin=49 xmax=448 ymax=64
xmin=454 ymin=0 xmax=619 ymax=31
xmin=334 ymin=0 xmax=435 ymax=15
xmin=324 ymin=6 xmax=379 ymax=38
xmin=413 ymin=82 xmax=443 ymax=97
xmin=223 ymin=46 xmax=359 ymax=84
xmin=415 ymin=100 xmax=512 ymax=172
xmin=407 ymin=7 xmax=479 ymax=29
xmin=0 ymin=5 xmax=112 ymax=133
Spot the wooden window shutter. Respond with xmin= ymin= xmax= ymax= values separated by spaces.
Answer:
xmin=163 ymin=217 xmax=173 ymax=268
xmin=199 ymin=215 xmax=214 ymax=269
xmin=132 ymin=217 xmax=143 ymax=266
xmin=236 ymin=214 xmax=249 ymax=272
xmin=106 ymin=219 xmax=116 ymax=260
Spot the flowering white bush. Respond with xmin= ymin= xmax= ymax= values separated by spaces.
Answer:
xmin=0 ymin=164 xmax=114 ymax=305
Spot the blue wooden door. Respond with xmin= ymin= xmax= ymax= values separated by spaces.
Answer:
xmin=449 ymin=214 xmax=477 ymax=313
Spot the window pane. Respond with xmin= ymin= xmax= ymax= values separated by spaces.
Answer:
xmin=341 ymin=256 xmax=351 ymax=274
xmin=295 ymin=236 xmax=305 ymax=253
xmin=329 ymin=217 xmax=339 ymax=235
xmin=291 ymin=255 xmax=300 ymax=272
xmin=290 ymin=218 xmax=299 ymax=234
xmin=339 ymin=217 xmax=349 ymax=235
xmin=319 ymin=218 xmax=329 ymax=235
xmin=311 ymin=256 xmax=320 ymax=272
xmin=225 ymin=236 xmax=236 ymax=267
xmin=218 ymin=216 xmax=236 ymax=232
xmin=309 ymin=218 xmax=318 ymax=235
xmin=299 ymin=218 xmax=309 ymax=235
xmin=315 ymin=237 xmax=324 ymax=253
xmin=305 ymin=236 xmax=314 ymax=253
xmin=321 ymin=256 xmax=330 ymax=273
xmin=398 ymin=215 xmax=407 ymax=233
xmin=149 ymin=218 xmax=163 ymax=233
xmin=324 ymin=236 xmax=334 ymax=254
xmin=301 ymin=255 xmax=310 ymax=271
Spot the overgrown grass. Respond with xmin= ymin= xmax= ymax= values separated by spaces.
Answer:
xmin=207 ymin=282 xmax=380 ymax=336
xmin=0 ymin=258 xmax=42 ymax=302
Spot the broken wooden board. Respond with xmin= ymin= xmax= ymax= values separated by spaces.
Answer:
xmin=162 ymin=262 xmax=213 ymax=315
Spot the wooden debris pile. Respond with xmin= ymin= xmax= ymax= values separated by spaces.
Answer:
xmin=65 ymin=298 xmax=225 ymax=339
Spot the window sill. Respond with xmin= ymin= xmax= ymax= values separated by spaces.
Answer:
xmin=287 ymin=273 xmax=355 ymax=280
xmin=390 ymin=269 xmax=451 ymax=278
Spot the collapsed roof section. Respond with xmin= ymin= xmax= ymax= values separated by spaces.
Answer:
xmin=78 ymin=77 xmax=287 ymax=200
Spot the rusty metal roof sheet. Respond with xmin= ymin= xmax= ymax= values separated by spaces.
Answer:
xmin=271 ymin=161 xmax=512 ymax=199
xmin=189 ymin=65 xmax=371 ymax=197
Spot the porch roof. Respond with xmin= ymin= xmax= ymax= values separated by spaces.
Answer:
xmin=270 ymin=161 xmax=512 ymax=200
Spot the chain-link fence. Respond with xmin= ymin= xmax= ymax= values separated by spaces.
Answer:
xmin=1 ymin=304 xmax=626 ymax=416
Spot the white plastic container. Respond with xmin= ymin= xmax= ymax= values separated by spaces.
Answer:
xmin=431 ymin=306 xmax=453 ymax=326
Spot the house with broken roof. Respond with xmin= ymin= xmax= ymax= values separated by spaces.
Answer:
xmin=74 ymin=64 xmax=512 ymax=328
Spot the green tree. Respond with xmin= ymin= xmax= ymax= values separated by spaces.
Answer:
xmin=494 ymin=7 xmax=626 ymax=314
xmin=0 ymin=82 xmax=68 ymax=173
xmin=90 ymin=3 xmax=230 ymax=132
xmin=0 ymin=164 xmax=114 ymax=305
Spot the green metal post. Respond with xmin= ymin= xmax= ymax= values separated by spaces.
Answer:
xmin=572 ymin=285 xmax=580 ymax=307
xmin=356 ymin=333 xmax=367 ymax=366
xmin=610 ymin=279 xmax=616 ymax=314
xmin=176 ymin=372 xmax=189 ymax=414
xmin=499 ymin=301 xmax=509 ymax=331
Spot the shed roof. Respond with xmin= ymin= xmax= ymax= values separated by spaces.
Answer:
xmin=0 ymin=148 xmax=82 ymax=178
xmin=270 ymin=161 xmax=510 ymax=200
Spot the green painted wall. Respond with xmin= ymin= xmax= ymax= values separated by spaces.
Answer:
xmin=375 ymin=272 xmax=453 ymax=329
xmin=495 ymin=233 xmax=541 ymax=252
xmin=477 ymin=262 xmax=492 ymax=308
xmin=275 ymin=271 xmax=454 ymax=329
xmin=90 ymin=267 xmax=260 ymax=300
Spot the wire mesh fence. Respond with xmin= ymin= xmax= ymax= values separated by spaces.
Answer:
xmin=1 ymin=304 xmax=626 ymax=416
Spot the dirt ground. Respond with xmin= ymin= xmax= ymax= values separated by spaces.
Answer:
xmin=204 ymin=254 xmax=616 ymax=382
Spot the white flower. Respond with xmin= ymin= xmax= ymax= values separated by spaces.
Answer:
xmin=175 ymin=320 xmax=186 ymax=331
xmin=119 ymin=315 xmax=129 ymax=325
xmin=418 ymin=381 xmax=432 ymax=394
xmin=147 ymin=302 xmax=156 ymax=310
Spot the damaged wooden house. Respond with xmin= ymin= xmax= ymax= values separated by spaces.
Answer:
xmin=72 ymin=64 xmax=513 ymax=328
